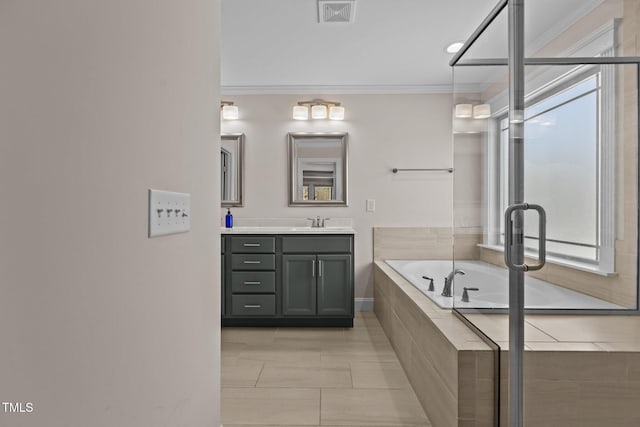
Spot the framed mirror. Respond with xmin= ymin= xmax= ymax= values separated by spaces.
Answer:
xmin=288 ymin=132 xmax=348 ymax=206
xmin=221 ymin=133 xmax=244 ymax=207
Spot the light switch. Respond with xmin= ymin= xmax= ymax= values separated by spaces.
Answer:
xmin=148 ymin=189 xmax=191 ymax=237
xmin=366 ymin=199 xmax=376 ymax=212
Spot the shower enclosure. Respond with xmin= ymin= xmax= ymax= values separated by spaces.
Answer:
xmin=450 ymin=0 xmax=640 ymax=425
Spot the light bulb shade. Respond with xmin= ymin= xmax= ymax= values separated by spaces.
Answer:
xmin=455 ymin=104 xmax=473 ymax=118
xmin=311 ymin=104 xmax=328 ymax=120
xmin=473 ymin=104 xmax=491 ymax=119
xmin=329 ymin=106 xmax=345 ymax=120
xmin=293 ymin=105 xmax=309 ymax=120
xmin=222 ymin=105 xmax=239 ymax=120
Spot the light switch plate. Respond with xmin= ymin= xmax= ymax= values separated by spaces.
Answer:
xmin=148 ymin=189 xmax=191 ymax=237
xmin=366 ymin=199 xmax=376 ymax=212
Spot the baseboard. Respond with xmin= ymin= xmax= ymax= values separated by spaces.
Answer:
xmin=355 ymin=298 xmax=374 ymax=311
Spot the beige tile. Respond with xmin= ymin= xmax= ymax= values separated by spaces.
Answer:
xmin=274 ymin=327 xmax=346 ymax=341
xmin=525 ymin=341 xmax=601 ymax=351
xmin=461 ymin=314 xmax=557 ymax=343
xmin=321 ymin=388 xmax=430 ymax=426
xmin=577 ymin=381 xmax=640 ymax=420
xmin=343 ymin=324 xmax=390 ymax=344
xmin=321 ymin=339 xmax=398 ymax=363
xmin=222 ymin=388 xmax=320 ymax=426
xmin=525 ymin=315 xmax=640 ymax=343
xmin=350 ymin=361 xmax=412 ymax=389
xmin=523 ymin=381 xmax=580 ymax=423
xmin=222 ymin=341 xmax=248 ymax=357
xmin=408 ymin=346 xmax=456 ymax=427
xmin=389 ymin=309 xmax=413 ymax=369
xmin=238 ymin=343 xmax=322 ymax=364
xmin=524 ymin=351 xmax=628 ymax=382
xmin=256 ymin=360 xmax=351 ymax=388
xmin=595 ymin=342 xmax=640 ymax=352
xmin=222 ymin=327 xmax=277 ymax=344
xmin=373 ymin=227 xmax=454 ymax=261
xmin=221 ymin=357 xmax=264 ymax=387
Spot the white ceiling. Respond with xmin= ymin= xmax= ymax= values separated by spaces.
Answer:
xmin=221 ymin=0 xmax=609 ymax=94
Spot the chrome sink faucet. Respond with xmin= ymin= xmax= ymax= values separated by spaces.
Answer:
xmin=307 ymin=216 xmax=330 ymax=228
xmin=441 ymin=269 xmax=465 ymax=297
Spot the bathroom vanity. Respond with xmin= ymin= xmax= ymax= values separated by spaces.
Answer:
xmin=221 ymin=227 xmax=355 ymax=327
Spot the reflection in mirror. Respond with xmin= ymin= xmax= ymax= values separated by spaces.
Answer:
xmin=288 ymin=132 xmax=348 ymax=206
xmin=221 ymin=133 xmax=244 ymax=207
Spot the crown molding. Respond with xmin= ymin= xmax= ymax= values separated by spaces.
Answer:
xmin=221 ymin=83 xmax=482 ymax=95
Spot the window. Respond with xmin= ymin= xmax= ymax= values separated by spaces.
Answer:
xmin=492 ymin=70 xmax=614 ymax=270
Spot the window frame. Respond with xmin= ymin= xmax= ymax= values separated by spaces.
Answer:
xmin=486 ymin=65 xmax=616 ymax=274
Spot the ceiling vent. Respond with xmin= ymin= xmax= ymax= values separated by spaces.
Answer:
xmin=318 ymin=0 xmax=356 ymax=24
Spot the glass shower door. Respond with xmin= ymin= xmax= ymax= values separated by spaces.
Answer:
xmin=451 ymin=0 xmax=640 ymax=426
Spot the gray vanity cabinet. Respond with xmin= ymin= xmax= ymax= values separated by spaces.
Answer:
xmin=222 ymin=233 xmax=354 ymax=327
xmin=281 ymin=236 xmax=353 ymax=319
xmin=282 ymin=254 xmax=352 ymax=317
xmin=317 ymin=255 xmax=352 ymax=316
xmin=282 ymin=255 xmax=317 ymax=316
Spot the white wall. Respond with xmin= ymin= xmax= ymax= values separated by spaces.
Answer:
xmin=221 ymin=94 xmax=454 ymax=301
xmin=0 ymin=2 xmax=221 ymax=426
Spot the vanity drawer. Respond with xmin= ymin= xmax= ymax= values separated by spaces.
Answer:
xmin=231 ymin=295 xmax=276 ymax=316
xmin=231 ymin=254 xmax=276 ymax=270
xmin=231 ymin=271 xmax=276 ymax=293
xmin=282 ymin=236 xmax=353 ymax=254
xmin=230 ymin=236 xmax=276 ymax=253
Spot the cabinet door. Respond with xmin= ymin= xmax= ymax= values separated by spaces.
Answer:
xmin=317 ymin=254 xmax=352 ymax=316
xmin=282 ymin=254 xmax=317 ymax=316
xmin=221 ymin=254 xmax=225 ymax=316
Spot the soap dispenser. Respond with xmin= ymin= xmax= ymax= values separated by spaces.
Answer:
xmin=225 ymin=208 xmax=233 ymax=229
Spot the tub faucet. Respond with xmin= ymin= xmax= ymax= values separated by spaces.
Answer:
xmin=442 ymin=269 xmax=465 ymax=297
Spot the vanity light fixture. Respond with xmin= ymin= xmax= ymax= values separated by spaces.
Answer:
xmin=311 ymin=104 xmax=328 ymax=119
xmin=329 ymin=106 xmax=345 ymax=120
xmin=293 ymin=99 xmax=345 ymax=120
xmin=455 ymin=104 xmax=473 ymax=118
xmin=221 ymin=101 xmax=239 ymax=120
xmin=455 ymin=103 xmax=492 ymax=119
xmin=473 ymin=104 xmax=491 ymax=119
xmin=293 ymin=105 xmax=309 ymax=120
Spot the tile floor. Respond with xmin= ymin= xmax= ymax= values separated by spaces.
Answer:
xmin=221 ymin=312 xmax=431 ymax=427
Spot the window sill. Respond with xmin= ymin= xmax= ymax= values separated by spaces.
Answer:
xmin=477 ymin=244 xmax=617 ymax=277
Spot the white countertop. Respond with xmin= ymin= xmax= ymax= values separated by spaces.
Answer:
xmin=221 ymin=226 xmax=356 ymax=235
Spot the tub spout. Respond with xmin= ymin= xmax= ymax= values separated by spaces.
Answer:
xmin=442 ymin=269 xmax=465 ymax=297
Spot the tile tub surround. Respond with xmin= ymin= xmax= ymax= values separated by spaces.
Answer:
xmin=373 ymin=227 xmax=482 ymax=261
xmin=374 ymin=261 xmax=494 ymax=427
xmin=375 ymin=261 xmax=640 ymax=427
xmin=221 ymin=312 xmax=431 ymax=427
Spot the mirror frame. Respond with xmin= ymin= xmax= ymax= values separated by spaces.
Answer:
xmin=221 ymin=133 xmax=245 ymax=207
xmin=288 ymin=132 xmax=349 ymax=207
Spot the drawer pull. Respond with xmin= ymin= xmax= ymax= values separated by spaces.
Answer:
xmin=243 ymin=243 xmax=261 ymax=247
xmin=244 ymin=304 xmax=262 ymax=308
xmin=243 ymin=260 xmax=261 ymax=264
xmin=243 ymin=281 xmax=262 ymax=285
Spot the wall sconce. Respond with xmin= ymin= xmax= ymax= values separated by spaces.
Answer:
xmin=455 ymin=103 xmax=491 ymax=119
xmin=221 ymin=101 xmax=239 ymax=120
xmin=293 ymin=99 xmax=345 ymax=121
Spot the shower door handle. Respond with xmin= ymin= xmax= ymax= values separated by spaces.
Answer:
xmin=504 ymin=203 xmax=546 ymax=272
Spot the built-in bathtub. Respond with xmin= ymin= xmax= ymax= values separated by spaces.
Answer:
xmin=386 ymin=259 xmax=624 ymax=310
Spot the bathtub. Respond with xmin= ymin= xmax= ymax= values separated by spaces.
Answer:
xmin=385 ymin=259 xmax=624 ymax=310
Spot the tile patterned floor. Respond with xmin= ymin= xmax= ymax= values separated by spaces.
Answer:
xmin=221 ymin=312 xmax=431 ymax=427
